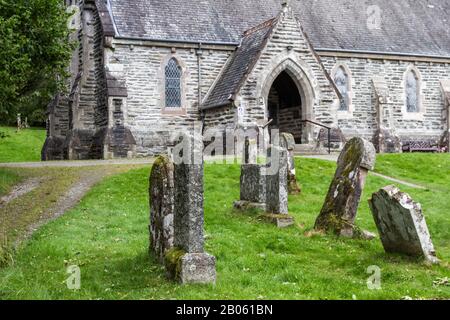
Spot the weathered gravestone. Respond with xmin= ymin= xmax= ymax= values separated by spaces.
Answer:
xmin=264 ymin=146 xmax=295 ymax=228
xmin=149 ymin=155 xmax=174 ymax=263
xmin=315 ymin=137 xmax=376 ymax=238
xmin=233 ymin=138 xmax=266 ymax=210
xmin=165 ymin=132 xmax=216 ymax=284
xmin=280 ymin=133 xmax=301 ymax=195
xmin=234 ymin=164 xmax=267 ymax=210
xmin=369 ymin=186 xmax=440 ymax=264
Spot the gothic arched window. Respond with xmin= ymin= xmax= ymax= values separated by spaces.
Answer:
xmin=405 ymin=69 xmax=419 ymax=113
xmin=165 ymin=58 xmax=182 ymax=108
xmin=334 ymin=66 xmax=350 ymax=111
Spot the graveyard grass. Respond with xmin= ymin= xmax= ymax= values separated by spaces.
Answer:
xmin=0 ymin=154 xmax=449 ymax=300
xmin=0 ymin=127 xmax=47 ymax=163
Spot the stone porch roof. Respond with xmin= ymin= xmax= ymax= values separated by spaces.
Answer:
xmin=107 ymin=0 xmax=450 ymax=58
xmin=202 ymin=19 xmax=277 ymax=109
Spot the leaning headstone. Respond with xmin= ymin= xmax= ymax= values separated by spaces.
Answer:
xmin=369 ymin=186 xmax=439 ymax=264
xmin=315 ymin=137 xmax=376 ymax=238
xmin=264 ymin=146 xmax=295 ymax=228
xmin=165 ymin=132 xmax=216 ymax=284
xmin=280 ymin=133 xmax=301 ymax=194
xmin=149 ymin=155 xmax=174 ymax=263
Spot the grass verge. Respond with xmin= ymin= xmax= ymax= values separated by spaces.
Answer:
xmin=0 ymin=156 xmax=448 ymax=300
xmin=0 ymin=127 xmax=46 ymax=163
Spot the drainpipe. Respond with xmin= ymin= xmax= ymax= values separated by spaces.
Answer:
xmin=197 ymin=43 xmax=206 ymax=134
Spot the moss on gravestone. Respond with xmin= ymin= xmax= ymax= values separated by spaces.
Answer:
xmin=164 ymin=247 xmax=186 ymax=280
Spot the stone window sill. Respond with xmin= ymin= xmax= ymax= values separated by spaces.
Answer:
xmin=402 ymin=112 xmax=425 ymax=121
xmin=162 ymin=108 xmax=187 ymax=116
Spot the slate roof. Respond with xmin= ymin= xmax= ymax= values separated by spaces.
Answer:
xmin=96 ymin=0 xmax=115 ymax=37
xmin=108 ymin=0 xmax=450 ymax=57
xmin=202 ymin=19 xmax=277 ymax=109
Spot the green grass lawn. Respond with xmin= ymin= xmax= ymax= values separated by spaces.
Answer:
xmin=0 ymin=154 xmax=448 ymax=300
xmin=0 ymin=127 xmax=46 ymax=163
xmin=375 ymin=153 xmax=450 ymax=190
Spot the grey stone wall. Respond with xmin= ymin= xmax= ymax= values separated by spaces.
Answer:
xmin=202 ymin=7 xmax=339 ymax=148
xmin=109 ymin=42 xmax=232 ymax=156
xmin=236 ymin=7 xmax=338 ymax=135
xmin=321 ymin=56 xmax=448 ymax=142
xmin=44 ymin=0 xmax=108 ymax=160
xmin=45 ymin=2 xmax=449 ymax=159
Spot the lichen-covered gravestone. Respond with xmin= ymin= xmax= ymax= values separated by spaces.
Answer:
xmin=369 ymin=186 xmax=440 ymax=264
xmin=264 ymin=146 xmax=295 ymax=228
xmin=165 ymin=132 xmax=216 ymax=284
xmin=234 ymin=164 xmax=267 ymax=210
xmin=234 ymin=138 xmax=266 ymax=210
xmin=315 ymin=137 xmax=376 ymax=238
xmin=149 ymin=155 xmax=175 ymax=263
xmin=280 ymin=133 xmax=301 ymax=195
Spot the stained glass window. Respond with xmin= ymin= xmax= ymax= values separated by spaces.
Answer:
xmin=334 ymin=66 xmax=349 ymax=111
xmin=165 ymin=58 xmax=182 ymax=108
xmin=406 ymin=70 xmax=419 ymax=113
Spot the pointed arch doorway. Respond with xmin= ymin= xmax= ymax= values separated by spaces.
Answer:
xmin=262 ymin=59 xmax=315 ymax=145
xmin=267 ymin=71 xmax=304 ymax=143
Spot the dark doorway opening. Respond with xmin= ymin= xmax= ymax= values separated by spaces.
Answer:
xmin=267 ymin=71 xmax=303 ymax=144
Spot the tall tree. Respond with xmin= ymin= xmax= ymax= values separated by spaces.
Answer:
xmin=0 ymin=0 xmax=72 ymax=125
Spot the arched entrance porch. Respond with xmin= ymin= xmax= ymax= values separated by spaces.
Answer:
xmin=267 ymin=71 xmax=304 ymax=143
xmin=261 ymin=59 xmax=316 ymax=145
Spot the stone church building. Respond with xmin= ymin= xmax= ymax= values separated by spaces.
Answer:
xmin=42 ymin=0 xmax=450 ymax=160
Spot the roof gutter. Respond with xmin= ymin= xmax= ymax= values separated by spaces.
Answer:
xmin=316 ymin=48 xmax=450 ymax=61
xmin=200 ymin=101 xmax=233 ymax=111
xmin=114 ymin=35 xmax=239 ymax=47
xmin=113 ymin=40 xmax=450 ymax=60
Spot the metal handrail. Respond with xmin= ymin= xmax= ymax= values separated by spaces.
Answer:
xmin=262 ymin=119 xmax=274 ymax=129
xmin=300 ymin=120 xmax=332 ymax=154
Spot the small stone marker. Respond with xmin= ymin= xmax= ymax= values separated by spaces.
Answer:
xmin=149 ymin=155 xmax=175 ymax=263
xmin=264 ymin=146 xmax=294 ymax=228
xmin=16 ymin=114 xmax=22 ymax=131
xmin=280 ymin=133 xmax=301 ymax=194
xmin=166 ymin=132 xmax=216 ymax=284
xmin=315 ymin=137 xmax=376 ymax=238
xmin=369 ymin=186 xmax=440 ymax=264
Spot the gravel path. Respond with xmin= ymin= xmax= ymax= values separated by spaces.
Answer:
xmin=1 ymin=162 xmax=154 ymax=249
xmin=15 ymin=170 xmax=109 ymax=248
xmin=0 ymin=178 xmax=42 ymax=208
